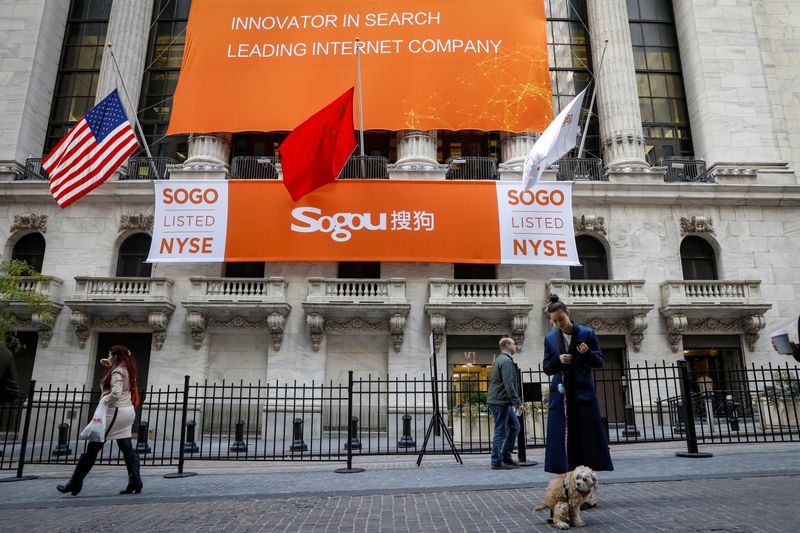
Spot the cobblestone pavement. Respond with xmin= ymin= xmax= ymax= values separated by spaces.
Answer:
xmin=1 ymin=442 xmax=798 ymax=532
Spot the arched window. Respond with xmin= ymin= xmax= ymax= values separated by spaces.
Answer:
xmin=11 ymin=233 xmax=46 ymax=273
xmin=570 ymin=235 xmax=609 ymax=280
xmin=680 ymin=236 xmax=717 ymax=280
xmin=116 ymin=233 xmax=152 ymax=277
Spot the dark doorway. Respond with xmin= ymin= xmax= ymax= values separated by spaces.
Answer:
xmin=92 ymin=333 xmax=152 ymax=397
xmin=11 ymin=233 xmax=46 ymax=273
xmin=594 ymin=336 xmax=626 ymax=424
xmin=224 ymin=262 xmax=265 ymax=278
xmin=337 ymin=262 xmax=381 ymax=279
xmin=570 ymin=235 xmax=609 ymax=280
xmin=10 ymin=331 xmax=39 ymax=395
xmin=454 ymin=263 xmax=497 ymax=279
xmin=116 ymin=233 xmax=153 ymax=277
xmin=683 ymin=335 xmax=747 ymax=418
xmin=680 ymin=236 xmax=717 ymax=280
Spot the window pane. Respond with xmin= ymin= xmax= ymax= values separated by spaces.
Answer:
xmin=639 ymin=100 xmax=654 ymax=122
xmin=649 ymin=74 xmax=668 ymax=97
xmin=653 ymin=99 xmax=672 ymax=122
xmin=645 ymin=49 xmax=664 ymax=70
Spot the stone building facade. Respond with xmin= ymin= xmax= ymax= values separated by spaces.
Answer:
xmin=0 ymin=0 xmax=798 ymax=404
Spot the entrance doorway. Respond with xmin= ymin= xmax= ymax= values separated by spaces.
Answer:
xmin=683 ymin=335 xmax=747 ymax=417
xmin=11 ymin=331 xmax=39 ymax=395
xmin=446 ymin=335 xmax=501 ymax=407
xmin=92 ymin=333 xmax=152 ymax=398
xmin=594 ymin=336 xmax=627 ymax=424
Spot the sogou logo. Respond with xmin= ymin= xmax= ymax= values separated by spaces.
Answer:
xmin=290 ymin=207 xmax=387 ymax=242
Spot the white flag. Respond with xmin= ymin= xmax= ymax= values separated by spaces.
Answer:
xmin=522 ymin=88 xmax=588 ymax=190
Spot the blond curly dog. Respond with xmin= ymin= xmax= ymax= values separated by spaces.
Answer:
xmin=533 ymin=466 xmax=598 ymax=529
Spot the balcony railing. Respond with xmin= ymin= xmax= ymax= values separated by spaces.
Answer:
xmin=660 ymin=280 xmax=763 ymax=306
xmin=186 ymin=277 xmax=287 ymax=303
xmin=11 ymin=276 xmax=63 ymax=302
xmin=445 ymin=157 xmax=498 ymax=180
xmin=230 ymin=156 xmax=279 ymax=180
xmin=124 ymin=157 xmax=176 ymax=180
xmin=338 ymin=155 xmax=390 ymax=179
xmin=18 ymin=158 xmax=48 ymax=181
xmin=72 ymin=277 xmax=173 ymax=302
xmin=557 ymin=158 xmax=606 ymax=181
xmin=548 ymin=279 xmax=648 ymax=304
xmin=660 ymin=157 xmax=713 ymax=183
xmin=428 ymin=279 xmax=528 ymax=305
xmin=306 ymin=277 xmax=407 ymax=304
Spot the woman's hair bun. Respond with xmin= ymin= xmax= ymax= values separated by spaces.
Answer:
xmin=548 ymin=293 xmax=560 ymax=304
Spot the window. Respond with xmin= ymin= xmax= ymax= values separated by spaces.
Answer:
xmin=680 ymin=236 xmax=717 ymax=280
xmin=570 ymin=235 xmax=609 ymax=280
xmin=546 ymin=0 xmax=599 ymax=159
xmin=454 ymin=264 xmax=497 ymax=280
xmin=116 ymin=233 xmax=153 ymax=277
xmin=45 ymin=0 xmax=113 ymax=152
xmin=11 ymin=233 xmax=47 ymax=273
xmin=437 ymin=131 xmax=500 ymax=162
xmin=628 ymin=0 xmax=694 ymax=163
xmin=224 ymin=262 xmax=265 ymax=278
xmin=138 ymin=0 xmax=191 ymax=161
xmin=337 ymin=262 xmax=381 ymax=279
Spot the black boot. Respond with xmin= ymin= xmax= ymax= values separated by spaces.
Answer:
xmin=117 ymin=438 xmax=143 ymax=495
xmin=56 ymin=442 xmax=102 ymax=496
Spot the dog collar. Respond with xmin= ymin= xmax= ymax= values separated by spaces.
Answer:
xmin=578 ymin=488 xmax=591 ymax=497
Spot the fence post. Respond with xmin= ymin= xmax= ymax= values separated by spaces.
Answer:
xmin=136 ymin=421 xmax=152 ymax=454
xmin=290 ymin=418 xmax=308 ymax=452
xmin=52 ymin=422 xmax=72 ymax=456
xmin=397 ymin=414 xmax=416 ymax=448
xmin=335 ymin=370 xmax=363 ymax=473
xmin=675 ymin=360 xmax=713 ymax=458
xmin=184 ymin=420 xmax=199 ymax=453
xmin=230 ymin=420 xmax=248 ymax=452
xmin=515 ymin=365 xmax=536 ymax=467
xmin=164 ymin=375 xmax=197 ymax=478
xmin=621 ymin=404 xmax=641 ymax=438
xmin=0 ymin=380 xmax=38 ymax=482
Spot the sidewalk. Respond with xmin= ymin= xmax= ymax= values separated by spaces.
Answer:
xmin=2 ymin=440 xmax=799 ymax=508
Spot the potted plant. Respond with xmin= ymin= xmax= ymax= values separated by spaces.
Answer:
xmin=758 ymin=370 xmax=800 ymax=429
xmin=451 ymin=392 xmax=493 ymax=445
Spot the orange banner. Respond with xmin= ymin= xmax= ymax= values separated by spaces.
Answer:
xmin=168 ymin=0 xmax=551 ymax=134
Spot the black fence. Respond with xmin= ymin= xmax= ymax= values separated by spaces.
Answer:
xmin=2 ymin=362 xmax=799 ymax=476
xmin=557 ymin=158 xmax=606 ymax=181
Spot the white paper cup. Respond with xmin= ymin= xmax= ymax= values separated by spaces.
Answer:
xmin=771 ymin=330 xmax=792 ymax=355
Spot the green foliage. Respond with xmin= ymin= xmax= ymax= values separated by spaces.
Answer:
xmin=453 ymin=391 xmax=488 ymax=422
xmin=765 ymin=370 xmax=800 ymax=406
xmin=0 ymin=260 xmax=53 ymax=352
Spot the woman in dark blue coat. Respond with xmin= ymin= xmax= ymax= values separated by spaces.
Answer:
xmin=543 ymin=294 xmax=613 ymax=474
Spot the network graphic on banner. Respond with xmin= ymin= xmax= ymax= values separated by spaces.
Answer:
xmin=148 ymin=181 xmax=578 ymax=266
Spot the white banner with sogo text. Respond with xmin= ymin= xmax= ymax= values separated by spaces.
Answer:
xmin=148 ymin=181 xmax=229 ymax=262
xmin=496 ymin=181 xmax=579 ymax=265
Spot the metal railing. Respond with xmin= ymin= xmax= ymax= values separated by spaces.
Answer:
xmin=124 ymin=157 xmax=176 ymax=180
xmin=428 ymin=278 xmax=528 ymax=305
xmin=557 ymin=158 xmax=606 ymax=181
xmin=660 ymin=280 xmax=764 ymax=306
xmin=3 ymin=363 xmax=799 ymax=475
xmin=661 ymin=157 xmax=712 ymax=183
xmin=338 ymin=155 xmax=390 ymax=179
xmin=230 ymin=156 xmax=280 ymax=180
xmin=18 ymin=158 xmax=48 ymax=181
xmin=306 ymin=278 xmax=407 ymax=304
xmin=445 ymin=157 xmax=498 ymax=180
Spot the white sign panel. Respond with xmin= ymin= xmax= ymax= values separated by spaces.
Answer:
xmin=148 ymin=181 xmax=229 ymax=263
xmin=495 ymin=181 xmax=579 ymax=266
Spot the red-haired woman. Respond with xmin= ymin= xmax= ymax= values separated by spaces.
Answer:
xmin=57 ymin=345 xmax=143 ymax=495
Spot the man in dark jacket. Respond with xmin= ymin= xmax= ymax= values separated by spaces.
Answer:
xmin=0 ymin=343 xmax=21 ymax=404
xmin=486 ymin=337 xmax=523 ymax=470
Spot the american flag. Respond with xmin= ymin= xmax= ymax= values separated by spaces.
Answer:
xmin=43 ymin=90 xmax=139 ymax=208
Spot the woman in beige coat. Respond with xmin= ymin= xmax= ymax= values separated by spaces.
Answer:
xmin=57 ymin=345 xmax=142 ymax=495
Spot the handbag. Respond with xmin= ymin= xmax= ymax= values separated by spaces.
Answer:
xmin=80 ymin=395 xmax=109 ymax=442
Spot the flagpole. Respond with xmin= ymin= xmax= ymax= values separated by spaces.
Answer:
xmin=354 ymin=38 xmax=365 ymax=158
xmin=578 ymin=39 xmax=608 ymax=159
xmin=106 ymin=43 xmax=157 ymax=169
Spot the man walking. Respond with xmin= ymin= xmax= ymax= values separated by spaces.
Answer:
xmin=486 ymin=337 xmax=523 ymax=470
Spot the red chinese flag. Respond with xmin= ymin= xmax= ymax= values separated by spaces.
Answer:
xmin=279 ymin=87 xmax=357 ymax=201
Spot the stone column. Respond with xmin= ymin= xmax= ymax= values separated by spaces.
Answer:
xmin=586 ymin=0 xmax=648 ymax=168
xmin=394 ymin=130 xmax=438 ymax=170
xmin=94 ymin=0 xmax=154 ymax=119
xmin=500 ymin=133 xmax=538 ymax=169
xmin=170 ymin=133 xmax=231 ymax=180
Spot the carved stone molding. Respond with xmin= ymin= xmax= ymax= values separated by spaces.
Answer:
xmin=583 ymin=318 xmax=629 ymax=332
xmin=31 ymin=312 xmax=56 ymax=348
xmin=680 ymin=216 xmax=715 ymax=236
xmin=187 ymin=311 xmax=206 ymax=350
xmin=582 ymin=315 xmax=648 ymax=352
xmin=307 ymin=313 xmax=325 ymax=352
xmin=206 ymin=316 xmax=267 ymax=330
xmin=511 ymin=314 xmax=528 ymax=350
xmin=325 ymin=317 xmax=389 ymax=332
xmin=573 ymin=215 xmax=606 ymax=236
xmin=602 ymin=133 xmax=645 ymax=149
xmin=11 ymin=213 xmax=48 ymax=234
xmin=683 ymin=315 xmax=766 ymax=351
xmin=69 ymin=310 xmax=92 ymax=349
xmin=742 ymin=314 xmax=767 ymax=352
xmin=666 ymin=314 xmax=688 ymax=353
xmin=389 ymin=314 xmax=406 ymax=353
xmin=430 ymin=314 xmax=446 ymax=354
xmin=267 ymin=313 xmax=286 ymax=352
xmin=149 ymin=311 xmax=169 ymax=350
xmin=120 ymin=213 xmax=154 ymax=233
xmin=628 ymin=314 xmax=649 ymax=352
